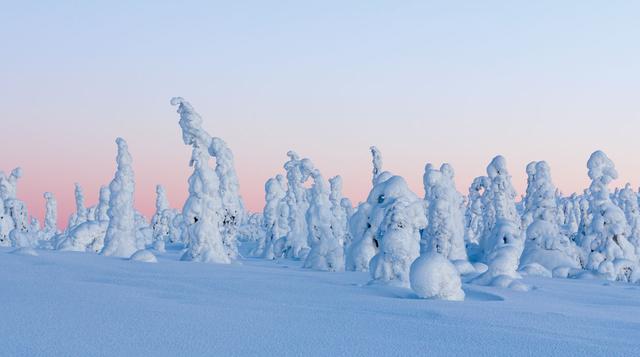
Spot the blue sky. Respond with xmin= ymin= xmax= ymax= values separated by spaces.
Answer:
xmin=1 ymin=1 xmax=639 ymax=224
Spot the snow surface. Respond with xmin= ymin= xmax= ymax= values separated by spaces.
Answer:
xmin=2 ymin=246 xmax=639 ymax=356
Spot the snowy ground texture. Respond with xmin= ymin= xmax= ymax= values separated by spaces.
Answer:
xmin=2 ymin=246 xmax=639 ymax=357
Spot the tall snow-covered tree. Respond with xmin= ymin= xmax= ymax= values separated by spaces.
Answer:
xmin=367 ymin=176 xmax=426 ymax=286
xmin=578 ymin=151 xmax=638 ymax=281
xmin=101 ymin=138 xmax=138 ymax=258
xmin=422 ymin=163 xmax=469 ymax=268
xmin=42 ymin=192 xmax=58 ymax=240
xmin=329 ymin=176 xmax=351 ymax=248
xmin=465 ymin=176 xmax=489 ymax=250
xmin=473 ymin=156 xmax=525 ymax=288
xmin=68 ymin=183 xmax=88 ymax=228
xmin=283 ymin=151 xmax=311 ymax=259
xmin=519 ymin=161 xmax=581 ymax=275
xmin=209 ymin=137 xmax=245 ymax=259
xmin=259 ymin=174 xmax=287 ymax=259
xmin=172 ymin=97 xmax=229 ymax=263
xmin=303 ymin=161 xmax=345 ymax=271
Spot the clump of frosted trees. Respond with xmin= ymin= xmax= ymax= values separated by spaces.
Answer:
xmin=5 ymin=97 xmax=640 ymax=298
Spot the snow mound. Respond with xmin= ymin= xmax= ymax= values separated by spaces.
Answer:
xmin=10 ymin=247 xmax=38 ymax=257
xmin=520 ymin=263 xmax=552 ymax=278
xmin=129 ymin=249 xmax=158 ymax=263
xmin=410 ymin=253 xmax=465 ymax=301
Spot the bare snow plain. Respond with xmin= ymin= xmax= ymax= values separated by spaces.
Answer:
xmin=2 ymin=245 xmax=639 ymax=357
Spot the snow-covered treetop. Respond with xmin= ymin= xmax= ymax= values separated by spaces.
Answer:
xmin=171 ymin=97 xmax=211 ymax=148
xmin=209 ymin=137 xmax=244 ymax=214
xmin=370 ymin=146 xmax=383 ymax=185
xmin=587 ymin=150 xmax=618 ymax=185
xmin=0 ymin=167 xmax=22 ymax=201
xmin=155 ymin=185 xmax=170 ymax=213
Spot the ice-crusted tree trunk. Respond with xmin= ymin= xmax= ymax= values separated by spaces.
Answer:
xmin=473 ymin=156 xmax=525 ymax=288
xmin=171 ymin=97 xmax=230 ymax=264
xmin=422 ymin=163 xmax=471 ymax=273
xmin=578 ymin=151 xmax=639 ymax=281
xmin=68 ymin=183 xmax=88 ymax=228
xmin=519 ymin=161 xmax=581 ymax=275
xmin=100 ymin=138 xmax=138 ymax=258
xmin=259 ymin=174 xmax=287 ymax=259
xmin=42 ymin=192 xmax=58 ymax=240
xmin=283 ymin=151 xmax=310 ymax=259
xmin=303 ymin=162 xmax=345 ymax=271
xmin=209 ymin=137 xmax=244 ymax=259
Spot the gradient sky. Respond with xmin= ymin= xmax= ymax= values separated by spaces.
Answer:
xmin=1 ymin=1 xmax=640 ymax=228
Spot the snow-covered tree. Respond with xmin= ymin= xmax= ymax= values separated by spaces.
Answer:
xmin=95 ymin=186 xmax=111 ymax=222
xmin=0 ymin=168 xmax=22 ymax=247
xmin=172 ymin=97 xmax=229 ymax=264
xmin=329 ymin=176 xmax=351 ymax=248
xmin=282 ymin=151 xmax=311 ymax=259
xmin=0 ymin=168 xmax=22 ymax=202
xmin=259 ymin=174 xmax=287 ymax=259
xmin=42 ymin=192 xmax=58 ymax=240
xmin=578 ymin=151 xmax=639 ymax=282
xmin=367 ymin=176 xmax=426 ymax=286
xmin=346 ymin=147 xmax=394 ymax=271
xmin=615 ymin=184 xmax=640 ymax=256
xmin=370 ymin=146 xmax=383 ymax=185
xmin=465 ymin=176 xmax=489 ymax=250
xmin=519 ymin=161 xmax=581 ymax=275
xmin=303 ymin=161 xmax=345 ymax=271
xmin=473 ymin=156 xmax=525 ymax=288
xmin=101 ymin=138 xmax=138 ymax=258
xmin=421 ymin=163 xmax=470 ymax=273
xmin=68 ymin=183 xmax=88 ymax=228
xmin=151 ymin=185 xmax=178 ymax=252
xmin=209 ymin=137 xmax=245 ymax=259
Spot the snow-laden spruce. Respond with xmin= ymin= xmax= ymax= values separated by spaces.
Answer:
xmin=329 ymin=176 xmax=351 ymax=248
xmin=100 ymin=138 xmax=138 ymax=258
xmin=472 ymin=156 xmax=525 ymax=289
xmin=370 ymin=146 xmax=383 ymax=185
xmin=259 ymin=174 xmax=288 ymax=259
xmin=422 ymin=163 xmax=473 ymax=274
xmin=578 ymin=151 xmax=639 ymax=282
xmin=151 ymin=185 xmax=178 ymax=252
xmin=0 ymin=168 xmax=22 ymax=246
xmin=303 ymin=160 xmax=345 ymax=271
xmin=366 ymin=176 xmax=426 ymax=286
xmin=172 ymin=97 xmax=229 ymax=264
xmin=172 ymin=96 xmax=243 ymax=262
xmin=42 ymin=192 xmax=58 ymax=241
xmin=346 ymin=146 xmax=394 ymax=271
xmin=519 ymin=161 xmax=581 ymax=277
xmin=614 ymin=184 xmax=640 ymax=256
xmin=68 ymin=183 xmax=88 ymax=228
xmin=465 ymin=176 xmax=489 ymax=250
xmin=282 ymin=151 xmax=310 ymax=259
xmin=209 ymin=137 xmax=245 ymax=259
